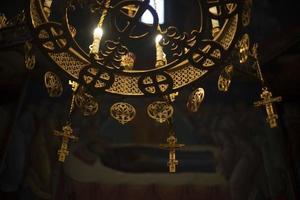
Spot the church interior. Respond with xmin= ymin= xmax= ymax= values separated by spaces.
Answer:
xmin=0 ymin=0 xmax=300 ymax=199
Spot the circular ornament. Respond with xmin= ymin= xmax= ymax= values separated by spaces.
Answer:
xmin=218 ymin=65 xmax=234 ymax=92
xmin=110 ymin=102 xmax=136 ymax=124
xmin=147 ymin=101 xmax=174 ymax=123
xmin=28 ymin=0 xmax=245 ymax=97
xmin=75 ymin=87 xmax=99 ymax=116
xmin=44 ymin=71 xmax=63 ymax=97
xmin=238 ymin=34 xmax=250 ymax=64
xmin=187 ymin=88 xmax=205 ymax=112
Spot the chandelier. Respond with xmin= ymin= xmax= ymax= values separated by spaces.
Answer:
xmin=22 ymin=0 xmax=282 ymax=172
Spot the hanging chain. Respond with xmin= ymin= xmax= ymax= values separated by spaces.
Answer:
xmin=67 ymin=80 xmax=79 ymax=122
xmin=251 ymin=43 xmax=265 ymax=84
xmin=166 ymin=117 xmax=175 ymax=136
xmin=68 ymin=94 xmax=76 ymax=119
xmin=97 ymin=0 xmax=111 ymax=28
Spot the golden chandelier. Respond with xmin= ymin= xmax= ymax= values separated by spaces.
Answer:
xmin=22 ymin=0 xmax=282 ymax=172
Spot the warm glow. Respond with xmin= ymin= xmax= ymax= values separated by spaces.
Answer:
xmin=93 ymin=27 xmax=103 ymax=38
xmin=155 ymin=34 xmax=163 ymax=43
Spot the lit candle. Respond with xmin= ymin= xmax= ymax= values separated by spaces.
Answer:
xmin=89 ymin=27 xmax=103 ymax=56
xmin=155 ymin=34 xmax=167 ymax=67
xmin=209 ymin=6 xmax=220 ymax=37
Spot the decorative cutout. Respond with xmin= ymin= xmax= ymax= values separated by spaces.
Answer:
xmin=207 ymin=0 xmax=238 ymax=24
xmin=160 ymin=26 xmax=195 ymax=58
xmin=111 ymin=0 xmax=159 ymax=39
xmin=100 ymin=40 xmax=129 ymax=69
xmin=79 ymin=65 xmax=114 ymax=93
xmin=218 ymin=65 xmax=234 ymax=92
xmin=147 ymin=101 xmax=174 ymax=123
xmin=187 ymin=88 xmax=205 ymax=112
xmin=189 ymin=40 xmax=223 ymax=69
xmin=44 ymin=71 xmax=63 ymax=97
xmin=28 ymin=0 xmax=243 ymax=96
xmin=36 ymin=22 xmax=69 ymax=52
xmin=110 ymin=102 xmax=136 ymax=124
xmin=138 ymin=72 xmax=173 ymax=96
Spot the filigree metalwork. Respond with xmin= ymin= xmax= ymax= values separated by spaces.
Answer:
xmin=79 ymin=65 xmax=115 ymax=93
xmin=160 ymin=26 xmax=195 ymax=58
xmin=138 ymin=72 xmax=173 ymax=96
xmin=36 ymin=22 xmax=69 ymax=52
xmin=99 ymin=40 xmax=129 ymax=69
xmin=189 ymin=40 xmax=223 ymax=69
xmin=147 ymin=101 xmax=174 ymax=123
xmin=120 ymin=52 xmax=135 ymax=70
xmin=206 ymin=0 xmax=238 ymax=24
xmin=28 ymin=0 xmax=246 ymax=97
xmin=187 ymin=88 xmax=205 ymax=112
xmin=24 ymin=41 xmax=36 ymax=70
xmin=75 ymin=87 xmax=99 ymax=116
xmin=111 ymin=0 xmax=159 ymax=39
xmin=218 ymin=65 xmax=234 ymax=92
xmin=110 ymin=102 xmax=136 ymax=124
xmin=44 ymin=71 xmax=63 ymax=97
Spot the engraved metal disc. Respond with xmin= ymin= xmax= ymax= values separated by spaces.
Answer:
xmin=110 ymin=102 xmax=136 ymax=124
xmin=147 ymin=101 xmax=174 ymax=123
xmin=44 ymin=71 xmax=63 ymax=97
xmin=75 ymin=87 xmax=99 ymax=116
xmin=187 ymin=88 xmax=205 ymax=112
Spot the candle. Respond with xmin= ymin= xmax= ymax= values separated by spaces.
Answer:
xmin=209 ymin=6 xmax=220 ymax=37
xmin=89 ymin=27 xmax=103 ymax=55
xmin=155 ymin=34 xmax=166 ymax=67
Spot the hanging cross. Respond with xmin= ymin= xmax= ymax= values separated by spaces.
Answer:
xmin=160 ymin=135 xmax=184 ymax=173
xmin=53 ymin=124 xmax=78 ymax=162
xmin=254 ymin=87 xmax=282 ymax=128
xmin=122 ymin=5 xmax=138 ymax=17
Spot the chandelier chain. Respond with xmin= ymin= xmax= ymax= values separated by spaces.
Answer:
xmin=98 ymin=0 xmax=112 ymax=28
xmin=252 ymin=43 xmax=265 ymax=84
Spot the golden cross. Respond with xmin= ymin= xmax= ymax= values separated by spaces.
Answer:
xmin=160 ymin=135 xmax=184 ymax=173
xmin=254 ymin=87 xmax=282 ymax=128
xmin=122 ymin=5 xmax=138 ymax=17
xmin=53 ymin=124 xmax=78 ymax=162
